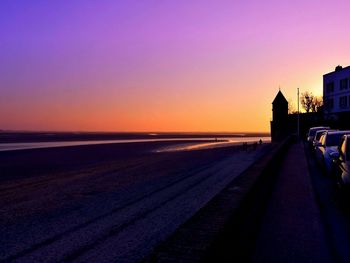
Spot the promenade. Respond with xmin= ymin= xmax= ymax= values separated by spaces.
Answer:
xmin=147 ymin=140 xmax=335 ymax=262
xmin=252 ymin=142 xmax=331 ymax=262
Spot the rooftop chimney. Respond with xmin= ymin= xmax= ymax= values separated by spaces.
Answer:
xmin=335 ymin=65 xmax=343 ymax=71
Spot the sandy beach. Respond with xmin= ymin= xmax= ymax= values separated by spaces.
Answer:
xmin=0 ymin=141 xmax=270 ymax=262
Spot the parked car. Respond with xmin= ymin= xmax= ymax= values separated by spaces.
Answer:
xmin=315 ymin=130 xmax=350 ymax=174
xmin=330 ymin=134 xmax=350 ymax=186
xmin=312 ymin=129 xmax=335 ymax=149
xmin=307 ymin=126 xmax=330 ymax=145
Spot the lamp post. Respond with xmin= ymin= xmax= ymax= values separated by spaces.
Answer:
xmin=297 ymin=88 xmax=300 ymax=139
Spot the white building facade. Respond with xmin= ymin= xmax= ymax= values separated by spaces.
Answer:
xmin=323 ymin=65 xmax=350 ymax=115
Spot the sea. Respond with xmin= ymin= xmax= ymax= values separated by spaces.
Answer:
xmin=0 ymin=132 xmax=271 ymax=152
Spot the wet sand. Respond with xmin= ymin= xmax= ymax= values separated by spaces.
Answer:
xmin=0 ymin=131 xmax=270 ymax=143
xmin=0 ymin=141 xmax=270 ymax=262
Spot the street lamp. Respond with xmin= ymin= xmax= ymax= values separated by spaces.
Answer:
xmin=297 ymin=88 xmax=300 ymax=139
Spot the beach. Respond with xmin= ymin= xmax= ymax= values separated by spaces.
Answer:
xmin=0 ymin=140 xmax=270 ymax=262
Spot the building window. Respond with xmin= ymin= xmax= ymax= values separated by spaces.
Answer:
xmin=325 ymin=98 xmax=334 ymax=110
xmin=339 ymin=96 xmax=348 ymax=108
xmin=340 ymin=78 xmax=349 ymax=90
xmin=327 ymin=98 xmax=334 ymax=109
xmin=326 ymin=82 xmax=334 ymax=93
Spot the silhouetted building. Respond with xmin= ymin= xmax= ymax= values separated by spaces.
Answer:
xmin=270 ymin=90 xmax=325 ymax=141
xmin=271 ymin=90 xmax=288 ymax=141
xmin=270 ymin=65 xmax=350 ymax=142
xmin=324 ymin=65 xmax=350 ymax=115
xmin=323 ymin=65 xmax=350 ymax=129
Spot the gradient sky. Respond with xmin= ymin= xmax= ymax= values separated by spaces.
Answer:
xmin=1 ymin=0 xmax=350 ymax=132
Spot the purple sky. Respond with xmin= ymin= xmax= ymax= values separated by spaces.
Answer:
xmin=1 ymin=0 xmax=350 ymax=132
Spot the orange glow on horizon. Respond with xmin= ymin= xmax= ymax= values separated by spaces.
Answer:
xmin=1 ymin=1 xmax=349 ymax=133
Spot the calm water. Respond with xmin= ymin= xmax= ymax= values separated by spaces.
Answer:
xmin=0 ymin=137 xmax=271 ymax=152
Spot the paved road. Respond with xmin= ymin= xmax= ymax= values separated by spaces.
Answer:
xmin=253 ymin=141 xmax=332 ymax=263
xmin=0 ymin=144 xmax=266 ymax=262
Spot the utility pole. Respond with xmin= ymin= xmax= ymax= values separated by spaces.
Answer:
xmin=297 ymin=88 xmax=300 ymax=139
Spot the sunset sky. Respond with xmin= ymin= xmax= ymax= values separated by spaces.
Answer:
xmin=1 ymin=0 xmax=350 ymax=132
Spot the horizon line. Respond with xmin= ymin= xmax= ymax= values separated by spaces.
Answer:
xmin=0 ymin=129 xmax=271 ymax=134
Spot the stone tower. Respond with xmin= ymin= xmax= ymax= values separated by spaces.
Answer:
xmin=271 ymin=90 xmax=288 ymax=141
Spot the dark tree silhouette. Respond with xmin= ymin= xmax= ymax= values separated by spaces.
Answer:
xmin=312 ymin=96 xmax=323 ymax=112
xmin=300 ymin=91 xmax=314 ymax=113
xmin=300 ymin=91 xmax=323 ymax=113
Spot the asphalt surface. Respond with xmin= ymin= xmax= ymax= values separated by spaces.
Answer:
xmin=253 ymin=141 xmax=350 ymax=263
xmin=253 ymin=141 xmax=332 ymax=262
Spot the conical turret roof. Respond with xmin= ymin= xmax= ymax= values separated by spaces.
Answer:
xmin=272 ymin=90 xmax=288 ymax=104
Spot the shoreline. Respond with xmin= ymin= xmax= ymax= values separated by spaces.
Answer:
xmin=0 ymin=140 xmax=270 ymax=262
xmin=0 ymin=136 xmax=270 ymax=152
xmin=0 ymin=140 xmax=244 ymax=182
xmin=0 ymin=140 xmax=270 ymax=184
xmin=0 ymin=131 xmax=270 ymax=143
xmin=0 ymin=139 xmax=228 ymax=152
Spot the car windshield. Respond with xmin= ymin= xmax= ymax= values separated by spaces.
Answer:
xmin=309 ymin=130 xmax=318 ymax=137
xmin=309 ymin=128 xmax=328 ymax=137
xmin=315 ymin=131 xmax=325 ymax=141
xmin=326 ymin=134 xmax=346 ymax=147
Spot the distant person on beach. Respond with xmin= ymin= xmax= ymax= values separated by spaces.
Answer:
xmin=259 ymin=139 xmax=262 ymax=145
